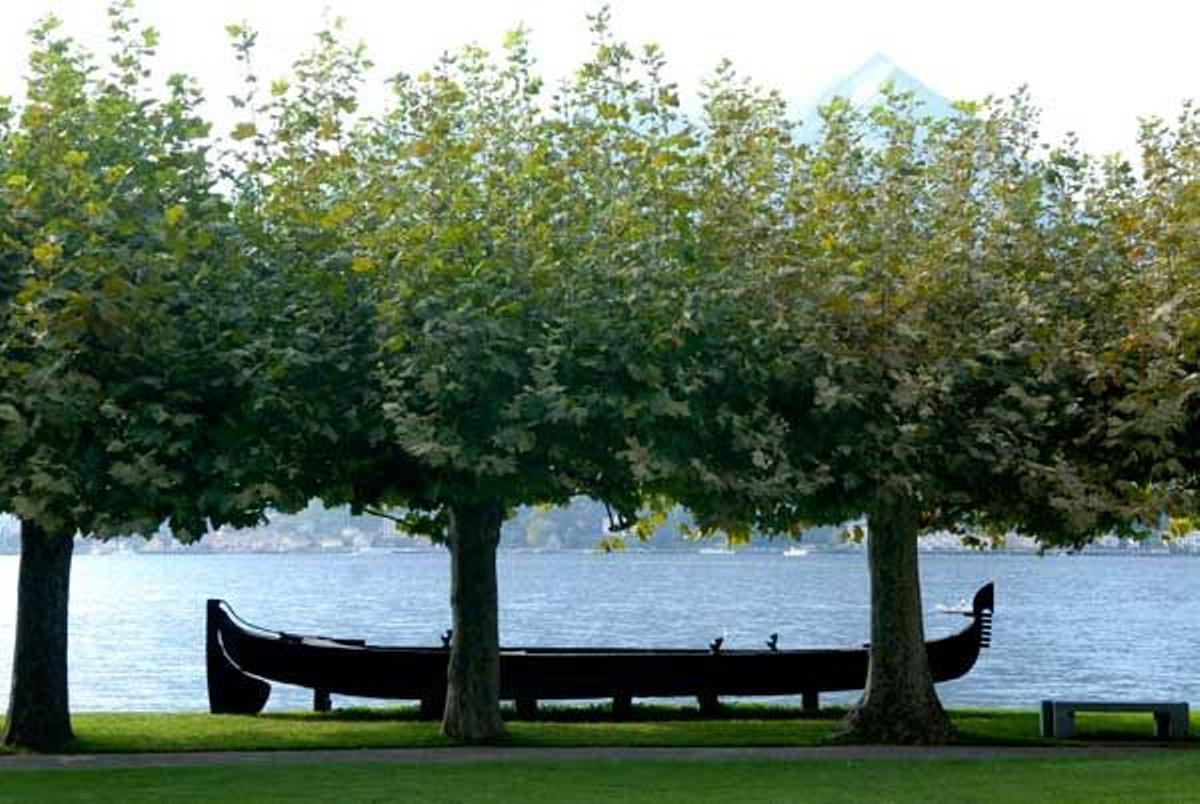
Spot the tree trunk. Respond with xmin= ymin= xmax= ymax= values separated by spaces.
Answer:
xmin=839 ymin=494 xmax=955 ymax=744
xmin=441 ymin=498 xmax=506 ymax=742
xmin=3 ymin=520 xmax=75 ymax=752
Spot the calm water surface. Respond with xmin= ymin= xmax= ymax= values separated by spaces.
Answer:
xmin=0 ymin=551 xmax=1196 ymax=712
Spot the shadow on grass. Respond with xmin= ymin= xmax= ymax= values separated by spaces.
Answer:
xmin=265 ymin=702 xmax=851 ymax=725
xmin=263 ymin=704 xmax=1197 ymax=746
xmin=7 ymin=706 xmax=1193 ymax=756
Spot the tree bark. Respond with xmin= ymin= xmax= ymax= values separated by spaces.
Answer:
xmin=3 ymin=520 xmax=75 ymax=752
xmin=839 ymin=494 xmax=956 ymax=744
xmin=441 ymin=498 xmax=506 ymax=742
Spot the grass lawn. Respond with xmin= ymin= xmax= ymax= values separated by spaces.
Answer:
xmin=1 ymin=756 xmax=1197 ymax=804
xmin=1 ymin=704 xmax=1193 ymax=754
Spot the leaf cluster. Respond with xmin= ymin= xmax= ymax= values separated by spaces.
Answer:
xmin=0 ymin=3 xmax=277 ymax=539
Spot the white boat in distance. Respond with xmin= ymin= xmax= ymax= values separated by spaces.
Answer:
xmin=783 ymin=546 xmax=809 ymax=557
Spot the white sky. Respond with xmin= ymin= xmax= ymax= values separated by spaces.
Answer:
xmin=1 ymin=0 xmax=1197 ymax=159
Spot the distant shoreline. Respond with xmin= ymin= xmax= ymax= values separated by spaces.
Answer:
xmin=1 ymin=545 xmax=1197 ymax=557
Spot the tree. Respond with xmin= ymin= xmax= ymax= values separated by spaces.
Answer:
xmin=0 ymin=4 xmax=275 ymax=751
xmin=352 ymin=26 xmax=658 ymax=740
xmin=731 ymin=90 xmax=1179 ymax=742
xmin=595 ymin=68 xmax=1189 ymax=744
xmin=237 ymin=11 xmax=750 ymax=740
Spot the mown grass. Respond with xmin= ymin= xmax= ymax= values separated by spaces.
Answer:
xmin=2 ymin=756 xmax=1198 ymax=804
xmin=1 ymin=704 xmax=1193 ymax=755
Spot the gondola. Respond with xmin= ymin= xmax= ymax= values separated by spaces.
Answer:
xmin=207 ymin=582 xmax=993 ymax=717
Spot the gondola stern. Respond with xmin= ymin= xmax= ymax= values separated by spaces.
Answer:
xmin=972 ymin=583 xmax=995 ymax=619
xmin=928 ymin=582 xmax=996 ymax=683
xmin=206 ymin=599 xmax=272 ymax=715
xmin=972 ymin=582 xmax=994 ymax=650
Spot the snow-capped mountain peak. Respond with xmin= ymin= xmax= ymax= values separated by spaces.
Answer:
xmin=816 ymin=52 xmax=953 ymax=116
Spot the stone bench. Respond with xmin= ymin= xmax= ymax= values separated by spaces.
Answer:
xmin=1040 ymin=700 xmax=1190 ymax=739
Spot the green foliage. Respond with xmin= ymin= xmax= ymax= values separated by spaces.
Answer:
xmin=246 ymin=14 xmax=763 ymax=535
xmin=0 ymin=3 xmax=275 ymax=539
xmin=0 ymin=0 xmax=1192 ymax=586
xmin=1 ymin=0 xmax=1195 ymax=594
xmin=218 ymin=19 xmax=417 ymax=525
xmin=650 ymin=81 xmax=1199 ymax=549
xmin=230 ymin=8 xmax=1200 ymax=553
xmin=1123 ymin=102 xmax=1200 ymax=525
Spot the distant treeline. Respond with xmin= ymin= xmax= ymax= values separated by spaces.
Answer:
xmin=0 ymin=501 xmax=850 ymax=554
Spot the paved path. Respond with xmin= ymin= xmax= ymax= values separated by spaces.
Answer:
xmin=0 ymin=744 xmax=1191 ymax=771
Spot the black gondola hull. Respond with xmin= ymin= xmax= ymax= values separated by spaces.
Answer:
xmin=206 ymin=582 xmax=993 ymax=715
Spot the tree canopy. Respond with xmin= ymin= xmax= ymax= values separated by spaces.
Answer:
xmin=0 ymin=6 xmax=278 ymax=542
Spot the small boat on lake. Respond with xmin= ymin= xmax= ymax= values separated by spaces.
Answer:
xmin=206 ymin=583 xmax=994 ymax=717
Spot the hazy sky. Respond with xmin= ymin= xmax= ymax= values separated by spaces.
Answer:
xmin=1 ymin=1 xmax=1196 ymax=158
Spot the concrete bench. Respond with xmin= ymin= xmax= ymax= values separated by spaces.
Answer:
xmin=1040 ymin=700 xmax=1189 ymax=739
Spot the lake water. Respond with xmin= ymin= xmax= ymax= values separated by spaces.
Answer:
xmin=0 ymin=550 xmax=1196 ymax=712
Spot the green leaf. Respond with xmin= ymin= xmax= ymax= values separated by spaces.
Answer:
xmin=231 ymin=121 xmax=257 ymax=141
